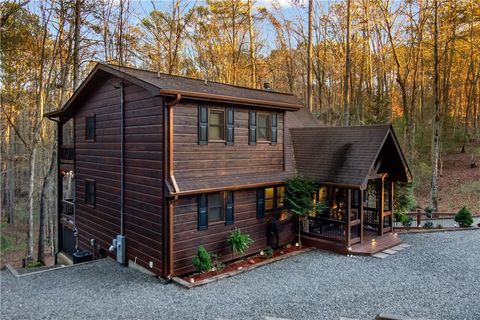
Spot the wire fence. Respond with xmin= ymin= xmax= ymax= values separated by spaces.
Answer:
xmin=394 ymin=212 xmax=480 ymax=230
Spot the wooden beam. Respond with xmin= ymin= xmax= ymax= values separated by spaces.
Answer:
xmin=379 ymin=177 xmax=385 ymax=236
xmin=390 ymin=179 xmax=394 ymax=232
xmin=360 ymin=189 xmax=364 ymax=243
xmin=345 ymin=189 xmax=351 ymax=248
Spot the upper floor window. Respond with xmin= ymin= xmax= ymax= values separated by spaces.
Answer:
xmin=199 ymin=105 xmax=234 ymax=145
xmin=85 ymin=115 xmax=95 ymax=141
xmin=209 ymin=109 xmax=225 ymax=141
xmin=257 ymin=113 xmax=271 ymax=141
xmin=249 ymin=110 xmax=277 ymax=146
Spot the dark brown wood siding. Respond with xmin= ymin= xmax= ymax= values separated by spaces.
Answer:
xmin=74 ymin=75 xmax=163 ymax=275
xmin=173 ymin=102 xmax=285 ymax=178
xmin=173 ymin=189 xmax=295 ymax=275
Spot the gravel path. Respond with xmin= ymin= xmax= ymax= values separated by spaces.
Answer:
xmin=1 ymin=230 xmax=479 ymax=320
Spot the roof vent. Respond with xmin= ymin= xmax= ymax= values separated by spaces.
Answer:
xmin=263 ymin=82 xmax=272 ymax=91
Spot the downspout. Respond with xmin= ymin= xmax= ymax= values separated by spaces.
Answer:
xmin=164 ymin=93 xmax=181 ymax=279
xmin=120 ymin=82 xmax=125 ymax=236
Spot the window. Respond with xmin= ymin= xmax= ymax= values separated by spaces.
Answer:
xmin=264 ymin=186 xmax=285 ymax=212
xmin=257 ymin=113 xmax=270 ymax=141
xmin=208 ymin=193 xmax=224 ymax=222
xmin=85 ymin=115 xmax=95 ymax=141
xmin=85 ymin=180 xmax=95 ymax=206
xmin=208 ymin=109 xmax=225 ymax=141
xmin=198 ymin=191 xmax=234 ymax=230
xmin=199 ymin=105 xmax=233 ymax=144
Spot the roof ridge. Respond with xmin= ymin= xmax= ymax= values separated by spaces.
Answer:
xmin=101 ymin=62 xmax=297 ymax=97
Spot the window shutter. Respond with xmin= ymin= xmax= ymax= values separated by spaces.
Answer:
xmin=198 ymin=105 xmax=208 ymax=145
xmin=249 ymin=110 xmax=257 ymax=145
xmin=226 ymin=107 xmax=234 ymax=145
xmin=256 ymin=189 xmax=265 ymax=219
xmin=270 ymin=112 xmax=277 ymax=145
xmin=225 ymin=191 xmax=234 ymax=225
xmin=198 ymin=194 xmax=208 ymax=230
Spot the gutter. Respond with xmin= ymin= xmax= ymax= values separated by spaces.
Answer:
xmin=159 ymin=89 xmax=301 ymax=111
xmin=120 ymin=82 xmax=125 ymax=236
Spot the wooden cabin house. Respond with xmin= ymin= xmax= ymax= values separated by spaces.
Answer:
xmin=46 ymin=63 xmax=411 ymax=278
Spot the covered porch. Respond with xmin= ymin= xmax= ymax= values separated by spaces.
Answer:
xmin=290 ymin=124 xmax=412 ymax=255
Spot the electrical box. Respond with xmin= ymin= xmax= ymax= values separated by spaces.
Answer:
xmin=116 ymin=235 xmax=126 ymax=264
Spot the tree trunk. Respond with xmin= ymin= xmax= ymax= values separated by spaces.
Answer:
xmin=247 ymin=0 xmax=256 ymax=88
xmin=430 ymin=0 xmax=440 ymax=211
xmin=343 ymin=0 xmax=351 ymax=126
xmin=72 ymin=0 xmax=82 ymax=89
xmin=306 ymin=0 xmax=313 ymax=112
xmin=27 ymin=145 xmax=38 ymax=262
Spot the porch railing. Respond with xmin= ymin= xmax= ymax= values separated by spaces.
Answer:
xmin=60 ymin=145 xmax=74 ymax=162
xmin=364 ymin=207 xmax=379 ymax=232
xmin=304 ymin=217 xmax=346 ymax=242
xmin=62 ymin=199 xmax=74 ymax=217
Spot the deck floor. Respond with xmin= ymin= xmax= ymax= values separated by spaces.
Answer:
xmin=301 ymin=231 xmax=402 ymax=256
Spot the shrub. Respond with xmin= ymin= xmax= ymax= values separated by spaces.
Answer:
xmin=423 ymin=221 xmax=434 ymax=229
xmin=394 ymin=182 xmax=417 ymax=214
xmin=26 ymin=261 xmax=42 ymax=268
xmin=454 ymin=207 xmax=473 ymax=227
xmin=227 ymin=228 xmax=253 ymax=259
xmin=210 ymin=254 xmax=225 ymax=273
xmin=263 ymin=246 xmax=273 ymax=259
xmin=424 ymin=207 xmax=434 ymax=218
xmin=395 ymin=212 xmax=413 ymax=227
xmin=192 ymin=245 xmax=212 ymax=273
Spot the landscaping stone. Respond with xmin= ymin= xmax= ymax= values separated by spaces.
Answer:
xmin=390 ymin=245 xmax=405 ymax=251
xmin=398 ymin=243 xmax=411 ymax=248
xmin=382 ymin=249 xmax=398 ymax=255
xmin=372 ymin=252 xmax=389 ymax=259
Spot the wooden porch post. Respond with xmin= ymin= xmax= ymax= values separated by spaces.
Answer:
xmin=390 ymin=179 xmax=394 ymax=232
xmin=345 ymin=189 xmax=351 ymax=247
xmin=378 ymin=177 xmax=385 ymax=236
xmin=360 ymin=188 xmax=364 ymax=243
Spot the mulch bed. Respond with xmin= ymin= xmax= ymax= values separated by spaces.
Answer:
xmin=174 ymin=244 xmax=311 ymax=288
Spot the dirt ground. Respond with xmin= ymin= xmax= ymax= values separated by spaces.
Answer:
xmin=415 ymin=146 xmax=480 ymax=213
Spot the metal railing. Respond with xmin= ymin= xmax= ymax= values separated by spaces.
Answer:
xmin=305 ymin=217 xmax=346 ymax=242
xmin=60 ymin=145 xmax=74 ymax=162
xmin=62 ymin=199 xmax=74 ymax=216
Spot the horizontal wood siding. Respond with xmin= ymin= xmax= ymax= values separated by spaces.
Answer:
xmin=74 ymin=75 xmax=163 ymax=275
xmin=173 ymin=102 xmax=284 ymax=178
xmin=173 ymin=189 xmax=295 ymax=275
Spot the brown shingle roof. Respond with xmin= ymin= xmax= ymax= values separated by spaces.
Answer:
xmin=45 ymin=63 xmax=302 ymax=118
xmin=290 ymin=124 xmax=411 ymax=189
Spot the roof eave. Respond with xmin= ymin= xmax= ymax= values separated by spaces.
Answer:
xmin=159 ymin=89 xmax=302 ymax=111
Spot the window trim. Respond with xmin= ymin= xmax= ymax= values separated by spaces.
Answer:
xmin=85 ymin=179 xmax=96 ymax=207
xmin=207 ymin=107 xmax=226 ymax=143
xmin=85 ymin=114 xmax=96 ymax=142
xmin=257 ymin=112 xmax=271 ymax=142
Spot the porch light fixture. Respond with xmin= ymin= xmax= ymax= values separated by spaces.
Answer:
xmin=371 ymin=238 xmax=376 ymax=243
xmin=347 ymin=247 xmax=352 ymax=251
xmin=295 ymin=242 xmax=299 ymax=247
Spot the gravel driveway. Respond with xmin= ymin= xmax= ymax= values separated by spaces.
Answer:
xmin=1 ymin=230 xmax=479 ymax=320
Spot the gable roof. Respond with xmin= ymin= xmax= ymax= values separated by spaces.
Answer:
xmin=290 ymin=124 xmax=412 ymax=189
xmin=45 ymin=63 xmax=303 ymax=118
